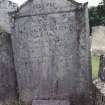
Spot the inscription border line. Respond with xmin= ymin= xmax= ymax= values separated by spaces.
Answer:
xmin=15 ymin=9 xmax=82 ymax=19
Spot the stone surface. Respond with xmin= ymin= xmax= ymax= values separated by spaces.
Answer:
xmin=93 ymin=79 xmax=105 ymax=105
xmin=98 ymin=55 xmax=105 ymax=81
xmin=32 ymin=100 xmax=70 ymax=105
xmin=0 ymin=32 xmax=17 ymax=105
xmin=11 ymin=0 xmax=92 ymax=105
xmin=91 ymin=26 xmax=105 ymax=55
xmin=0 ymin=0 xmax=17 ymax=33
xmin=18 ymin=0 xmax=77 ymax=16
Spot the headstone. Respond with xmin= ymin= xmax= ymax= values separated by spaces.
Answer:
xmin=0 ymin=32 xmax=17 ymax=105
xmin=11 ymin=0 xmax=92 ymax=105
xmin=91 ymin=26 xmax=105 ymax=55
xmin=98 ymin=55 xmax=105 ymax=81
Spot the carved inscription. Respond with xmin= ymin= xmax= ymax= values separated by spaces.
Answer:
xmin=12 ymin=0 xmax=92 ymax=103
xmin=14 ymin=11 xmax=78 ymax=99
xmin=19 ymin=0 xmax=76 ymax=16
xmin=16 ymin=12 xmax=77 ymax=60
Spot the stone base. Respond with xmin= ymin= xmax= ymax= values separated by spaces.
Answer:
xmin=32 ymin=100 xmax=70 ymax=105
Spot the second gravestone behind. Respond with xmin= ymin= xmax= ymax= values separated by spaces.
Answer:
xmin=0 ymin=32 xmax=17 ymax=105
xmin=11 ymin=0 xmax=92 ymax=105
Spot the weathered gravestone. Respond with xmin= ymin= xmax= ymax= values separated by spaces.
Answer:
xmin=98 ymin=55 xmax=105 ymax=81
xmin=0 ymin=32 xmax=17 ymax=105
xmin=11 ymin=0 xmax=92 ymax=105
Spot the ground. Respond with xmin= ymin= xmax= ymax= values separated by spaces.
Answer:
xmin=92 ymin=55 xmax=100 ymax=80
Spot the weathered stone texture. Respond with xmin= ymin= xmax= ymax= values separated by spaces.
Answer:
xmin=93 ymin=79 xmax=105 ymax=105
xmin=0 ymin=32 xmax=17 ymax=105
xmin=32 ymin=100 xmax=70 ymax=105
xmin=91 ymin=26 xmax=105 ymax=55
xmin=98 ymin=55 xmax=105 ymax=81
xmin=18 ymin=0 xmax=77 ymax=16
xmin=0 ymin=0 xmax=17 ymax=33
xmin=11 ymin=0 xmax=92 ymax=105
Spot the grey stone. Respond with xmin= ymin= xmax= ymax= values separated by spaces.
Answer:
xmin=98 ymin=55 xmax=105 ymax=81
xmin=11 ymin=0 xmax=92 ymax=105
xmin=0 ymin=1 xmax=18 ymax=104
xmin=93 ymin=79 xmax=105 ymax=105
xmin=0 ymin=32 xmax=17 ymax=105
xmin=32 ymin=100 xmax=70 ymax=105
xmin=0 ymin=0 xmax=17 ymax=33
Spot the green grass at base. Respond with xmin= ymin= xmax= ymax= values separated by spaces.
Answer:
xmin=92 ymin=55 xmax=100 ymax=80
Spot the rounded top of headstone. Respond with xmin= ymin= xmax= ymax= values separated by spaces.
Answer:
xmin=20 ymin=0 xmax=88 ymax=8
xmin=15 ymin=0 xmax=88 ymax=17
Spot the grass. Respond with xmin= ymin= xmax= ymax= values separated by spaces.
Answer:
xmin=91 ymin=55 xmax=100 ymax=80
